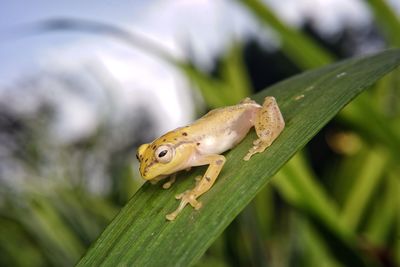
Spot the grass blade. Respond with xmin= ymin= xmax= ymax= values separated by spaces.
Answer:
xmin=240 ymin=0 xmax=335 ymax=69
xmin=339 ymin=147 xmax=388 ymax=230
xmin=367 ymin=0 xmax=400 ymax=47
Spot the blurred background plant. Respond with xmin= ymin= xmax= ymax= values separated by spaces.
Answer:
xmin=0 ymin=0 xmax=399 ymax=266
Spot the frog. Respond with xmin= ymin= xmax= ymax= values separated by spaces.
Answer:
xmin=136 ymin=96 xmax=285 ymax=221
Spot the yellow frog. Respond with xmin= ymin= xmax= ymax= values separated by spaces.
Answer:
xmin=136 ymin=96 xmax=285 ymax=220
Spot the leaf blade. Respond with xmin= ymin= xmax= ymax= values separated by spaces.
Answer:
xmin=77 ymin=49 xmax=400 ymax=267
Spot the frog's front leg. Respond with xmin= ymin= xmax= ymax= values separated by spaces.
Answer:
xmin=244 ymin=96 xmax=285 ymax=161
xmin=162 ymin=173 xmax=177 ymax=189
xmin=163 ymin=168 xmax=194 ymax=189
xmin=149 ymin=175 xmax=168 ymax=185
xmin=165 ymin=154 xmax=226 ymax=221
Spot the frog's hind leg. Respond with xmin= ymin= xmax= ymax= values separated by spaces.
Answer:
xmin=244 ymin=96 xmax=285 ymax=161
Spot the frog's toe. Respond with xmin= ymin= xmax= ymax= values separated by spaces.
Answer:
xmin=149 ymin=179 xmax=159 ymax=185
xmin=166 ymin=212 xmax=178 ymax=221
xmin=244 ymin=141 xmax=269 ymax=161
xmin=175 ymin=191 xmax=186 ymax=200
xmin=175 ymin=190 xmax=201 ymax=208
xmin=166 ymin=196 xmax=188 ymax=221
xmin=162 ymin=174 xmax=177 ymax=189
xmin=253 ymin=139 xmax=261 ymax=146
xmin=162 ymin=183 xmax=171 ymax=189
xmin=239 ymin=97 xmax=256 ymax=104
xmin=193 ymin=200 xmax=202 ymax=210
xmin=167 ymin=190 xmax=201 ymax=220
xmin=185 ymin=192 xmax=201 ymax=209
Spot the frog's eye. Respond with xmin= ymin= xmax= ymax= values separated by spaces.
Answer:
xmin=155 ymin=145 xmax=173 ymax=163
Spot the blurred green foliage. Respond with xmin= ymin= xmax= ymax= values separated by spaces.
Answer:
xmin=77 ymin=49 xmax=400 ymax=267
xmin=197 ymin=0 xmax=400 ymax=266
xmin=1 ymin=0 xmax=400 ymax=266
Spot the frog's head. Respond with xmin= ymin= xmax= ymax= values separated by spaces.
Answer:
xmin=136 ymin=142 xmax=189 ymax=180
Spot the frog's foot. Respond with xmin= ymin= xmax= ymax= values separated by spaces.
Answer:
xmin=244 ymin=96 xmax=285 ymax=161
xmin=165 ymin=154 xmax=225 ymax=221
xmin=162 ymin=174 xmax=177 ymax=189
xmin=244 ymin=139 xmax=272 ymax=161
xmin=175 ymin=190 xmax=202 ymax=209
xmin=165 ymin=190 xmax=202 ymax=221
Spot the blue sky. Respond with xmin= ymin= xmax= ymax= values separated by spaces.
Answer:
xmin=0 ymin=0 xmax=148 ymax=82
xmin=0 ymin=0 xmax=379 ymax=84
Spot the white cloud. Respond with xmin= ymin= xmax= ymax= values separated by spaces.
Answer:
xmin=264 ymin=0 xmax=371 ymax=36
xmin=2 ymin=0 xmax=374 ymax=144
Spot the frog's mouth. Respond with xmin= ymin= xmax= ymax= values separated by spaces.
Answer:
xmin=139 ymin=164 xmax=149 ymax=179
xmin=140 ymin=167 xmax=151 ymax=180
xmin=142 ymin=168 xmax=169 ymax=180
xmin=140 ymin=163 xmax=159 ymax=180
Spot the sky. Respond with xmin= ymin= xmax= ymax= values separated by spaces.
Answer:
xmin=0 ymin=0 xmax=387 ymax=143
xmin=0 ymin=0 xmax=377 ymax=82
xmin=0 ymin=1 xmax=146 ymax=82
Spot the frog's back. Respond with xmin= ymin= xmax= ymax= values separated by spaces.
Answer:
xmin=191 ymin=103 xmax=259 ymax=133
xmin=152 ymin=102 xmax=260 ymax=151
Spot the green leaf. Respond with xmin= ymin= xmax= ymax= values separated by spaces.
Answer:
xmin=77 ymin=49 xmax=400 ymax=267
xmin=339 ymin=147 xmax=388 ymax=230
xmin=273 ymin=153 xmax=367 ymax=266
